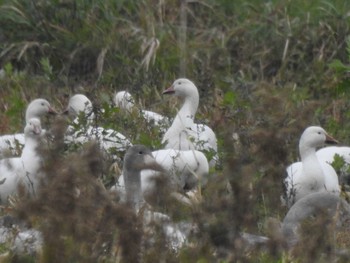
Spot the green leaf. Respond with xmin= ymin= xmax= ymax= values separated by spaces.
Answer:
xmin=4 ymin=62 xmax=13 ymax=76
xmin=329 ymin=59 xmax=350 ymax=73
xmin=223 ymin=90 xmax=236 ymax=106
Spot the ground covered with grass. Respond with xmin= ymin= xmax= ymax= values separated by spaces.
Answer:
xmin=1 ymin=0 xmax=350 ymax=262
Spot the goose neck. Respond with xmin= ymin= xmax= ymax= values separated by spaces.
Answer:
xmin=123 ymin=169 xmax=143 ymax=210
xmin=178 ymin=93 xmax=199 ymax=120
xmin=300 ymin=145 xmax=325 ymax=186
xmin=299 ymin=145 xmax=317 ymax=162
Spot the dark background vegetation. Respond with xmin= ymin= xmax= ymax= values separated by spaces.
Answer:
xmin=1 ymin=0 xmax=350 ymax=262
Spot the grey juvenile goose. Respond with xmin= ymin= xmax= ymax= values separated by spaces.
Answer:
xmin=122 ymin=145 xmax=189 ymax=250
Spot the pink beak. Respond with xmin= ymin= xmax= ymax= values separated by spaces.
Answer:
xmin=163 ymin=85 xmax=175 ymax=95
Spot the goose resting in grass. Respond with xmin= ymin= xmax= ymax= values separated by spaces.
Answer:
xmin=63 ymin=94 xmax=132 ymax=157
xmin=162 ymin=78 xmax=218 ymax=167
xmin=114 ymin=90 xmax=170 ymax=129
xmin=0 ymin=118 xmax=44 ymax=204
xmin=317 ymin=146 xmax=350 ymax=165
xmin=316 ymin=146 xmax=350 ymax=185
xmin=0 ymin=99 xmax=57 ymax=158
xmin=283 ymin=126 xmax=340 ymax=207
xmin=235 ymin=192 xmax=350 ymax=250
xmin=114 ymin=148 xmax=209 ymax=201
xmin=121 ymin=145 xmax=188 ymax=249
xmin=281 ymin=191 xmax=350 ymax=248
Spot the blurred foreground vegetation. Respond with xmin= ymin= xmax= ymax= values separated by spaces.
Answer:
xmin=1 ymin=0 xmax=350 ymax=262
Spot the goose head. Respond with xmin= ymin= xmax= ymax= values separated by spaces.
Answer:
xmin=163 ymin=78 xmax=199 ymax=99
xmin=123 ymin=145 xmax=164 ymax=174
xmin=63 ymin=94 xmax=93 ymax=118
xmin=299 ymin=126 xmax=338 ymax=150
xmin=123 ymin=145 xmax=164 ymax=209
xmin=25 ymin=99 xmax=58 ymax=123
xmin=24 ymin=118 xmax=42 ymax=138
xmin=114 ymin=91 xmax=135 ymax=111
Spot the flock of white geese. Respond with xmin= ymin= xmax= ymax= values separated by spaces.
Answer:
xmin=1 ymin=78 xmax=350 ymax=251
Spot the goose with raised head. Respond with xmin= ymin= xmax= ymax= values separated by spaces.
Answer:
xmin=162 ymin=78 xmax=218 ymax=166
xmin=114 ymin=148 xmax=209 ymax=201
xmin=0 ymin=99 xmax=57 ymax=158
xmin=283 ymin=126 xmax=340 ymax=207
xmin=63 ymin=94 xmax=132 ymax=156
xmin=114 ymin=91 xmax=169 ymax=128
xmin=121 ymin=145 xmax=188 ymax=249
xmin=0 ymin=118 xmax=44 ymax=204
xmin=122 ymin=145 xmax=164 ymax=210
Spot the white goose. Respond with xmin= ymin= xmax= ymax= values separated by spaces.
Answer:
xmin=63 ymin=94 xmax=132 ymax=156
xmin=114 ymin=91 xmax=169 ymax=128
xmin=0 ymin=118 xmax=44 ymax=204
xmin=317 ymin=146 xmax=350 ymax=164
xmin=316 ymin=146 xmax=350 ymax=185
xmin=121 ymin=145 xmax=188 ymax=249
xmin=162 ymin=78 xmax=218 ymax=166
xmin=283 ymin=126 xmax=340 ymax=207
xmin=114 ymin=148 xmax=209 ymax=200
xmin=0 ymin=99 xmax=57 ymax=157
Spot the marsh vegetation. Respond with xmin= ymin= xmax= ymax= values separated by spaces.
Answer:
xmin=1 ymin=0 xmax=350 ymax=262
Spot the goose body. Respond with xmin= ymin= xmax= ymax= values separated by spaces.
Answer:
xmin=162 ymin=79 xmax=218 ymax=166
xmin=283 ymin=126 xmax=340 ymax=207
xmin=0 ymin=99 xmax=57 ymax=158
xmin=282 ymin=191 xmax=350 ymax=247
xmin=316 ymin=146 xmax=350 ymax=184
xmin=121 ymin=145 xmax=188 ymax=249
xmin=64 ymin=94 xmax=132 ymax=156
xmin=316 ymin=146 xmax=350 ymax=164
xmin=0 ymin=118 xmax=43 ymax=204
xmin=114 ymin=91 xmax=169 ymax=128
xmin=113 ymin=148 xmax=209 ymax=199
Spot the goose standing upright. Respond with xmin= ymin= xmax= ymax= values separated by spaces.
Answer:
xmin=63 ymin=94 xmax=132 ymax=157
xmin=121 ymin=145 xmax=188 ymax=249
xmin=162 ymin=78 xmax=218 ymax=166
xmin=122 ymin=145 xmax=164 ymax=210
xmin=283 ymin=126 xmax=340 ymax=207
xmin=0 ymin=118 xmax=44 ymax=204
xmin=0 ymin=99 xmax=57 ymax=158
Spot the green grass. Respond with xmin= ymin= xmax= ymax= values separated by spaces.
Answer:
xmin=0 ymin=0 xmax=350 ymax=262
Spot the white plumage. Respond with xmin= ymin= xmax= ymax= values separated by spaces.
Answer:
xmin=162 ymin=78 xmax=218 ymax=167
xmin=0 ymin=118 xmax=44 ymax=204
xmin=283 ymin=126 xmax=340 ymax=207
xmin=0 ymin=99 xmax=57 ymax=158
xmin=114 ymin=90 xmax=170 ymax=128
xmin=316 ymin=146 xmax=350 ymax=165
xmin=113 ymin=148 xmax=209 ymax=199
xmin=64 ymin=94 xmax=132 ymax=156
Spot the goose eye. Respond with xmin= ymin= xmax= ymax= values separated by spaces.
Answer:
xmin=317 ymin=131 xmax=321 ymax=135
xmin=41 ymin=102 xmax=45 ymax=106
xmin=178 ymin=82 xmax=181 ymax=85
xmin=138 ymin=151 xmax=143 ymax=155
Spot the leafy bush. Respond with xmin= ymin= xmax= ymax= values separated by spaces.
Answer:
xmin=1 ymin=0 xmax=350 ymax=262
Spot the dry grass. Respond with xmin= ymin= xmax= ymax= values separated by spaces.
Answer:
xmin=0 ymin=0 xmax=350 ymax=262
